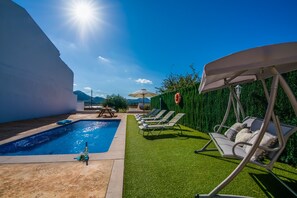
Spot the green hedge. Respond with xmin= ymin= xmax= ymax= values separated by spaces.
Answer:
xmin=151 ymin=71 xmax=297 ymax=166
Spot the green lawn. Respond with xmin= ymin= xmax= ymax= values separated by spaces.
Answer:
xmin=123 ymin=115 xmax=297 ymax=198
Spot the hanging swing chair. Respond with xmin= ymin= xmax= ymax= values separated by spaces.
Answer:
xmin=194 ymin=42 xmax=297 ymax=198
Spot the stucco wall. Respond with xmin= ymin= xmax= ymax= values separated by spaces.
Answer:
xmin=0 ymin=0 xmax=76 ymax=123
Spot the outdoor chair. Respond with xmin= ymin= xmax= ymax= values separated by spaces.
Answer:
xmin=138 ymin=111 xmax=175 ymax=125
xmin=193 ymin=42 xmax=297 ymax=197
xmin=135 ymin=108 xmax=160 ymax=120
xmin=136 ymin=110 xmax=167 ymax=121
xmin=135 ymin=108 xmax=156 ymax=118
xmin=138 ymin=113 xmax=185 ymax=136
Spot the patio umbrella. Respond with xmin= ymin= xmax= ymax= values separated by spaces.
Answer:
xmin=128 ymin=89 xmax=157 ymax=110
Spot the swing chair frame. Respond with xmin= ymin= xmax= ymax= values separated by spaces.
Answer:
xmin=195 ymin=42 xmax=297 ymax=198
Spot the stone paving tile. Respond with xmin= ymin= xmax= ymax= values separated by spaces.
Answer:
xmin=0 ymin=161 xmax=113 ymax=198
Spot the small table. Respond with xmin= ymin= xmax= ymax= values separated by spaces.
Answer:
xmin=97 ymin=108 xmax=116 ymax=117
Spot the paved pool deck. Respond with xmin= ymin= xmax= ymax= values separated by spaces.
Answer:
xmin=0 ymin=112 xmax=128 ymax=198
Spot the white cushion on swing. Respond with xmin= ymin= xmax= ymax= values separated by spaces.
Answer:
xmin=244 ymin=130 xmax=277 ymax=161
xmin=224 ymin=122 xmax=245 ymax=141
xmin=235 ymin=128 xmax=252 ymax=145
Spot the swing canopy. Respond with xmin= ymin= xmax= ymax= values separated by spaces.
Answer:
xmin=199 ymin=42 xmax=297 ymax=93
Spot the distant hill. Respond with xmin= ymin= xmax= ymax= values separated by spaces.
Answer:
xmin=127 ymin=98 xmax=150 ymax=105
xmin=74 ymin=90 xmax=90 ymax=101
xmin=74 ymin=90 xmax=150 ymax=105
xmin=93 ymin=96 xmax=105 ymax=104
xmin=73 ymin=90 xmax=105 ymax=104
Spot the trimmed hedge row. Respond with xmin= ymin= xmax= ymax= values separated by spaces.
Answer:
xmin=151 ymin=71 xmax=297 ymax=166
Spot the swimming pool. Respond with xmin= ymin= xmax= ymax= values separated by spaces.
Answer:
xmin=0 ymin=120 xmax=120 ymax=156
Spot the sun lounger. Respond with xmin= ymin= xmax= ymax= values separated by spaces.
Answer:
xmin=135 ymin=108 xmax=160 ymax=119
xmin=138 ymin=111 xmax=175 ymax=125
xmin=135 ymin=108 xmax=156 ymax=117
xmin=137 ymin=110 xmax=167 ymax=121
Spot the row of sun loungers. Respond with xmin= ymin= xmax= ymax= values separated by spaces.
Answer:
xmin=136 ymin=109 xmax=185 ymax=136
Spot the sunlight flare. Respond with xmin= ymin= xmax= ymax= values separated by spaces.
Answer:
xmin=65 ymin=0 xmax=102 ymax=41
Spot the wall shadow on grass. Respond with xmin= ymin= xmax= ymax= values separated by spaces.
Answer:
xmin=143 ymin=131 xmax=209 ymax=141
xmin=249 ymin=173 xmax=297 ymax=198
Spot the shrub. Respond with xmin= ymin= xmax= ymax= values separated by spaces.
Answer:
xmin=103 ymin=94 xmax=128 ymax=112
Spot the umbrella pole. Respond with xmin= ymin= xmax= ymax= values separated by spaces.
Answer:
xmin=142 ymin=94 xmax=144 ymax=113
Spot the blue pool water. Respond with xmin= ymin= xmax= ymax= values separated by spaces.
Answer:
xmin=0 ymin=120 xmax=120 ymax=156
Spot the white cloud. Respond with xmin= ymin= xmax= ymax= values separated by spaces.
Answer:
xmin=95 ymin=94 xmax=106 ymax=98
xmin=135 ymin=78 xmax=153 ymax=84
xmin=97 ymin=56 xmax=110 ymax=63
xmin=51 ymin=37 xmax=78 ymax=51
xmin=73 ymin=83 xmax=77 ymax=86
xmin=84 ymin=86 xmax=92 ymax=90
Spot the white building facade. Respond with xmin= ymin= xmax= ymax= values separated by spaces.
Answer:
xmin=0 ymin=0 xmax=77 ymax=123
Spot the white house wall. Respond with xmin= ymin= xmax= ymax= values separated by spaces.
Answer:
xmin=0 ymin=0 xmax=76 ymax=123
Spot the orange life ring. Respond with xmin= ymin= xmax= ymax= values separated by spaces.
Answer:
xmin=174 ymin=93 xmax=181 ymax=104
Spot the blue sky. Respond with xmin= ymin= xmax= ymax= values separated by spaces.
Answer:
xmin=13 ymin=0 xmax=297 ymax=98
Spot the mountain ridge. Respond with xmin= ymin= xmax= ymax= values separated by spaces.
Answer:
xmin=73 ymin=90 xmax=150 ymax=105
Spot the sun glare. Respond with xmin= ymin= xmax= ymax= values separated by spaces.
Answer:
xmin=65 ymin=0 xmax=102 ymax=41
xmin=71 ymin=1 xmax=96 ymax=25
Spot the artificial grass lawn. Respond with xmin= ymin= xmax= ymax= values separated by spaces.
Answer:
xmin=123 ymin=115 xmax=297 ymax=198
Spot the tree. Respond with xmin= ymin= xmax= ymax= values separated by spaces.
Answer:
xmin=155 ymin=64 xmax=200 ymax=93
xmin=103 ymin=94 xmax=128 ymax=112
